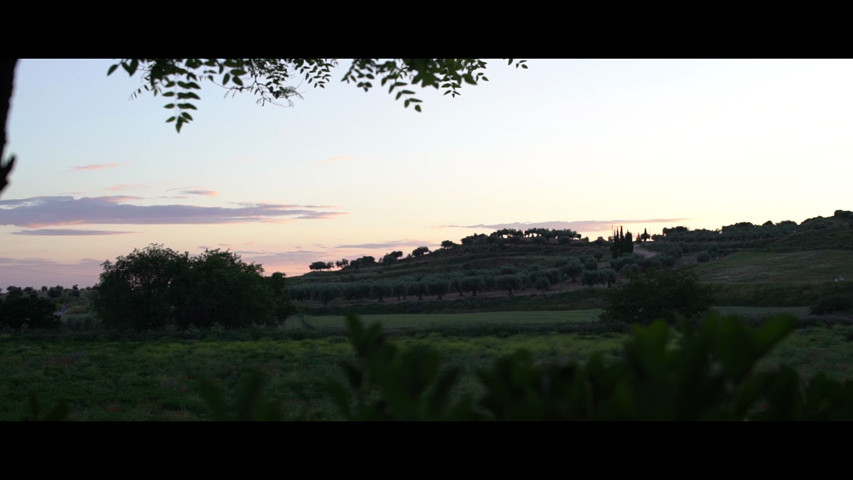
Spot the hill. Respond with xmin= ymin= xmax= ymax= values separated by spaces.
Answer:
xmin=286 ymin=209 xmax=853 ymax=314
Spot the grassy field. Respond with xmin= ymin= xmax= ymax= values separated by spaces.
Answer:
xmin=691 ymin=250 xmax=853 ymax=284
xmin=2 ymin=307 xmax=852 ymax=421
xmin=298 ymin=309 xmax=603 ymax=332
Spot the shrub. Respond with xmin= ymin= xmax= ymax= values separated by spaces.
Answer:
xmin=601 ymin=268 xmax=713 ymax=324
xmin=324 ymin=313 xmax=853 ymax=420
xmin=534 ymin=276 xmax=550 ymax=292
xmin=0 ymin=291 xmax=59 ymax=329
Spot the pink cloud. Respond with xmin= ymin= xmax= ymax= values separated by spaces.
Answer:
xmin=0 ymin=195 xmax=348 ymax=228
xmin=70 ymin=163 xmax=120 ymax=172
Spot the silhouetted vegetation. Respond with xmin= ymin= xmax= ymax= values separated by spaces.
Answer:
xmin=93 ymin=244 xmax=294 ymax=331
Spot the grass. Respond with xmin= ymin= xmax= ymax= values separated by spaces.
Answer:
xmin=691 ymin=250 xmax=853 ymax=284
xmin=300 ymin=309 xmax=602 ymax=331
xmin=3 ymin=307 xmax=852 ymax=420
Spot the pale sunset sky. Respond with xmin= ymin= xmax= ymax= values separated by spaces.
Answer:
xmin=2 ymin=58 xmax=851 ymax=289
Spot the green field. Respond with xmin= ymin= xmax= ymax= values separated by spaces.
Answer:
xmin=3 ymin=308 xmax=852 ymax=421
xmin=691 ymin=250 xmax=853 ymax=284
xmin=299 ymin=309 xmax=603 ymax=331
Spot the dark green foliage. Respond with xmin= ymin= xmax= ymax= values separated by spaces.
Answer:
xmin=810 ymin=282 xmax=853 ymax=314
xmin=580 ymin=270 xmax=599 ymax=286
xmin=94 ymin=244 xmax=293 ymax=330
xmin=610 ymin=226 xmax=634 ymax=259
xmin=609 ymin=253 xmax=640 ymax=272
xmin=562 ymin=260 xmax=584 ymax=282
xmin=381 ymin=251 xmax=403 ymax=264
xmin=347 ymin=256 xmax=376 ymax=269
xmin=697 ymin=251 xmax=711 ymax=263
xmin=324 ymin=313 xmax=853 ymax=420
xmin=108 ymin=59 xmax=527 ymax=132
xmin=371 ymin=281 xmax=391 ymax=302
xmin=0 ymin=289 xmax=59 ymax=329
xmin=309 ymin=261 xmax=333 ymax=271
xmin=580 ymin=268 xmax=616 ymax=287
xmin=461 ymin=275 xmax=486 ymax=296
xmin=195 ymin=369 xmax=283 ymax=421
xmin=496 ymin=274 xmax=522 ymax=296
xmin=426 ymin=278 xmax=449 ymax=300
xmin=93 ymin=244 xmax=186 ymax=331
xmin=326 ymin=314 xmax=471 ymax=421
xmin=602 ymin=268 xmax=713 ymax=324
xmin=171 ymin=249 xmax=278 ymax=329
xmin=268 ymin=272 xmax=297 ymax=321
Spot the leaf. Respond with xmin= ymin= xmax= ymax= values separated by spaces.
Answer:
xmin=107 ymin=64 xmax=119 ymax=76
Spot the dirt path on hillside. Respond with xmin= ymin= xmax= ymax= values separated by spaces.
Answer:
xmin=633 ymin=245 xmax=659 ymax=258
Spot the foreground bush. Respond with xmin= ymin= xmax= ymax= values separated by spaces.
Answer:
xmin=25 ymin=312 xmax=853 ymax=420
xmin=321 ymin=313 xmax=853 ymax=420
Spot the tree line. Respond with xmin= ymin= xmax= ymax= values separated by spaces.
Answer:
xmin=291 ymin=251 xmax=679 ymax=306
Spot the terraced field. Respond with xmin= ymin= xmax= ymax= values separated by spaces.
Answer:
xmin=690 ymin=250 xmax=853 ymax=284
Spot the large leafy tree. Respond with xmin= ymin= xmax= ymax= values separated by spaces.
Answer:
xmin=0 ymin=58 xmax=527 ymax=197
xmin=94 ymin=244 xmax=290 ymax=330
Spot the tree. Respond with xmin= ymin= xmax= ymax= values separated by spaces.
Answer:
xmin=309 ymin=261 xmax=333 ymax=271
xmin=94 ymin=244 xmax=290 ymax=330
xmin=601 ymin=269 xmax=713 ymax=325
xmin=267 ymin=272 xmax=297 ymax=322
xmin=0 ymin=58 xmax=527 ymax=198
xmin=93 ymin=244 xmax=189 ymax=331
xmin=170 ymin=249 xmax=278 ymax=329
xmin=412 ymin=246 xmax=430 ymax=257
xmin=107 ymin=59 xmax=528 ymax=132
xmin=0 ymin=287 xmax=59 ymax=330
xmin=495 ymin=274 xmax=521 ymax=297
xmin=381 ymin=251 xmax=403 ymax=264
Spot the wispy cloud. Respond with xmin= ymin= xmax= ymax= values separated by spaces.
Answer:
xmin=336 ymin=239 xmax=433 ymax=249
xmin=182 ymin=189 xmax=219 ymax=196
xmin=11 ymin=229 xmax=135 ymax=236
xmin=168 ymin=187 xmax=219 ymax=197
xmin=106 ymin=184 xmax=145 ymax=192
xmin=70 ymin=163 xmax=120 ymax=172
xmin=0 ymin=195 xmax=349 ymax=228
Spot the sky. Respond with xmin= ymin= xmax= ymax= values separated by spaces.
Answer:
xmin=2 ymin=58 xmax=852 ymax=289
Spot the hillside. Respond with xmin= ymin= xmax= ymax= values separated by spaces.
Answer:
xmin=286 ymin=209 xmax=853 ymax=314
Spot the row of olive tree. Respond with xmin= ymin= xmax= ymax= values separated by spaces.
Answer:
xmin=289 ymin=254 xmax=663 ymax=305
xmin=93 ymin=244 xmax=295 ymax=331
